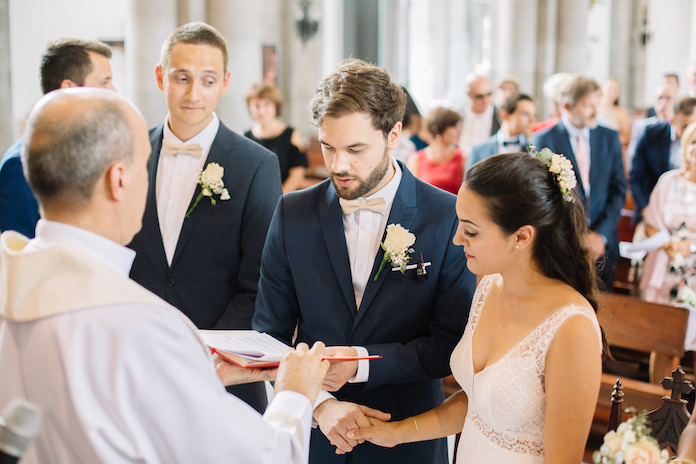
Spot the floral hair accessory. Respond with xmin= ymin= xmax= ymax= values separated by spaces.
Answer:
xmin=527 ymin=144 xmax=577 ymax=203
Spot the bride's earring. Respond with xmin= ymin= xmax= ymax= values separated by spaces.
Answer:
xmin=515 ymin=245 xmax=519 ymax=249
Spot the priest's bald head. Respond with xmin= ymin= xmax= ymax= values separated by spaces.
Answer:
xmin=21 ymin=88 xmax=151 ymax=245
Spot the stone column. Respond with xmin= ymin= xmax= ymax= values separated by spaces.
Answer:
xmin=0 ymin=0 xmax=12 ymax=147
xmin=535 ymin=0 xmax=558 ymax=119
xmin=609 ymin=0 xmax=635 ymax=109
xmin=555 ymin=0 xmax=589 ymax=73
xmin=494 ymin=0 xmax=539 ymax=94
xmin=207 ymin=0 xmax=283 ymax=131
xmin=177 ymin=0 xmax=207 ymax=24
xmin=125 ymin=0 xmax=177 ymax=127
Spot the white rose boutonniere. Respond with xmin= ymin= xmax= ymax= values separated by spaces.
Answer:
xmin=185 ymin=162 xmax=230 ymax=217
xmin=374 ymin=224 xmax=416 ymax=281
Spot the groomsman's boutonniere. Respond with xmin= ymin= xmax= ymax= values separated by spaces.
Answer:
xmin=374 ymin=224 xmax=416 ymax=281
xmin=185 ymin=162 xmax=230 ymax=218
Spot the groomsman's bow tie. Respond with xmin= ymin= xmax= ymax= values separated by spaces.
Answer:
xmin=502 ymin=137 xmax=522 ymax=146
xmin=339 ymin=197 xmax=387 ymax=215
xmin=161 ymin=140 xmax=203 ymax=158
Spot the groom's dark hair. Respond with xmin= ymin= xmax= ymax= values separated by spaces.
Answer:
xmin=160 ymin=22 xmax=229 ymax=73
xmin=311 ymin=59 xmax=406 ymax=139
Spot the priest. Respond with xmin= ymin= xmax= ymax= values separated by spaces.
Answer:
xmin=0 ymin=87 xmax=329 ymax=464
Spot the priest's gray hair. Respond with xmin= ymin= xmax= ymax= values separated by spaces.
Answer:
xmin=21 ymin=88 xmax=133 ymax=212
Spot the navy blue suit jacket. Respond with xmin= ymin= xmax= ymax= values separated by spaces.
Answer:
xmin=0 ymin=137 xmax=40 ymax=238
xmin=533 ymin=122 xmax=626 ymax=286
xmin=253 ymin=163 xmax=476 ymax=464
xmin=630 ymin=120 xmax=671 ymax=223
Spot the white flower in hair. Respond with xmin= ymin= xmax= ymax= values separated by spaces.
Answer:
xmin=527 ymin=144 xmax=577 ymax=202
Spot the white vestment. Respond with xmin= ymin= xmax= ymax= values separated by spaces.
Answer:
xmin=0 ymin=220 xmax=312 ymax=464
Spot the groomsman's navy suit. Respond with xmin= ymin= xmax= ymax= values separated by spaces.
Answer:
xmin=630 ymin=120 xmax=672 ymax=223
xmin=533 ymin=122 xmax=626 ymax=290
xmin=0 ymin=138 xmax=40 ymax=238
xmin=253 ymin=161 xmax=476 ymax=464
xmin=129 ymin=122 xmax=282 ymax=413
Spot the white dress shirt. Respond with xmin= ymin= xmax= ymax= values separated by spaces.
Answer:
xmin=562 ymin=114 xmax=592 ymax=197
xmin=156 ymin=114 xmax=220 ymax=264
xmin=459 ymin=105 xmax=494 ymax=155
xmin=1 ymin=220 xmax=313 ymax=464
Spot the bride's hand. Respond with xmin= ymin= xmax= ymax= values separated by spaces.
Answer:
xmin=346 ymin=417 xmax=406 ymax=448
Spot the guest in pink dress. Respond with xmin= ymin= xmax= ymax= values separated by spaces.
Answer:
xmin=406 ymin=108 xmax=465 ymax=194
xmin=641 ymin=122 xmax=696 ymax=303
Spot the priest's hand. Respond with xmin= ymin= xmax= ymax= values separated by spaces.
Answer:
xmin=313 ymin=399 xmax=391 ymax=454
xmin=274 ymin=342 xmax=330 ymax=405
xmin=213 ymin=354 xmax=277 ymax=386
xmin=322 ymin=346 xmax=359 ymax=392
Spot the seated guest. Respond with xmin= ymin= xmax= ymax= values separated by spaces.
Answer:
xmin=0 ymin=38 xmax=115 ymax=238
xmin=631 ymin=96 xmax=696 ymax=223
xmin=533 ymin=75 xmax=626 ymax=291
xmin=468 ymin=93 xmax=536 ymax=170
xmin=627 ymin=83 xmax=676 ymax=170
xmin=459 ymin=73 xmax=498 ymax=155
xmin=0 ymin=88 xmax=329 ymax=464
xmin=245 ymin=82 xmax=308 ymax=193
xmin=646 ymin=73 xmax=679 ymax=118
xmin=494 ymin=76 xmax=520 ymax=108
xmin=407 ymin=107 xmax=464 ymax=194
xmin=598 ymin=78 xmax=631 ymax=148
xmin=640 ymin=122 xmax=696 ymax=304
xmin=392 ymin=87 xmax=420 ymax=162
xmin=531 ymin=72 xmax=572 ymax=133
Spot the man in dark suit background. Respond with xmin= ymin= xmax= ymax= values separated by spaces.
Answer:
xmin=253 ymin=59 xmax=476 ymax=464
xmin=631 ymin=96 xmax=696 ymax=223
xmin=128 ymin=22 xmax=281 ymax=414
xmin=533 ymin=75 xmax=626 ymax=291
xmin=467 ymin=93 xmax=536 ymax=170
xmin=0 ymin=38 xmax=114 ymax=238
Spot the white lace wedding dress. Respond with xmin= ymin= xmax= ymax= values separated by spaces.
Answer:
xmin=450 ymin=274 xmax=601 ymax=463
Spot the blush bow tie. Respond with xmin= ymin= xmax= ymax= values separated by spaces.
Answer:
xmin=339 ymin=197 xmax=387 ymax=215
xmin=161 ymin=140 xmax=204 ymax=158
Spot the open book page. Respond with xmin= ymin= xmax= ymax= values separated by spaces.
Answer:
xmin=199 ymin=330 xmax=290 ymax=362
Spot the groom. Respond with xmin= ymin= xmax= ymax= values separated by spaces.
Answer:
xmin=253 ymin=59 xmax=476 ymax=464
xmin=128 ymin=22 xmax=281 ymax=413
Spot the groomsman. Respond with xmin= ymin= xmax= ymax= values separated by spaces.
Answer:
xmin=533 ymin=75 xmax=626 ymax=291
xmin=0 ymin=38 xmax=114 ymax=238
xmin=253 ymin=59 xmax=476 ymax=464
xmin=467 ymin=93 xmax=536 ymax=170
xmin=128 ymin=22 xmax=281 ymax=413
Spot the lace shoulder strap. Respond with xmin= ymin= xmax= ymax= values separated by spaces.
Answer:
xmin=535 ymin=304 xmax=603 ymax=355
xmin=468 ymin=274 xmax=498 ymax=329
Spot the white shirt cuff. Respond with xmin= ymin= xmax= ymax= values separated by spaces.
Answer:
xmin=263 ymin=390 xmax=313 ymax=459
xmin=311 ymin=390 xmax=335 ymax=428
xmin=348 ymin=346 xmax=370 ymax=383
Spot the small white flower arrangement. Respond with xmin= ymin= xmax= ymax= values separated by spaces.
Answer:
xmin=374 ymin=224 xmax=416 ymax=281
xmin=527 ymin=144 xmax=578 ymax=202
xmin=593 ymin=410 xmax=669 ymax=464
xmin=186 ymin=162 xmax=230 ymax=218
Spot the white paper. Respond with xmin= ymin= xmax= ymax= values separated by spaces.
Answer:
xmin=619 ymin=229 xmax=672 ymax=260
xmin=199 ymin=330 xmax=291 ymax=362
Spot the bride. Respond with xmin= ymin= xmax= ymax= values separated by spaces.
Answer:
xmin=347 ymin=151 xmax=604 ymax=463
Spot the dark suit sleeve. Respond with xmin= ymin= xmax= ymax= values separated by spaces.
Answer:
xmin=213 ymin=153 xmax=282 ymax=329
xmin=362 ymin=216 xmax=476 ymax=391
xmin=0 ymin=157 xmax=40 ymax=238
xmin=630 ymin=130 xmax=650 ymax=218
xmin=594 ymin=131 xmax=626 ymax=244
xmin=252 ymin=196 xmax=301 ymax=345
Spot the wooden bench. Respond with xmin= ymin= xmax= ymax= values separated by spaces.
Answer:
xmin=594 ymin=293 xmax=689 ymax=428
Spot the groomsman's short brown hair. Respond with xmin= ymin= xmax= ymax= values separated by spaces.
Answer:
xmin=40 ymin=39 xmax=112 ymax=94
xmin=160 ymin=22 xmax=229 ymax=73
xmin=559 ymin=75 xmax=600 ymax=107
xmin=310 ymin=59 xmax=406 ymax=139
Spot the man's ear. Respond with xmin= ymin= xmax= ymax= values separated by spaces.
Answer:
xmin=155 ymin=65 xmax=165 ymax=91
xmin=387 ymin=121 xmax=402 ymax=151
xmin=59 ymin=79 xmax=78 ymax=89
xmin=219 ymin=70 xmax=231 ymax=97
xmin=105 ymin=161 xmax=127 ymax=202
xmin=499 ymin=109 xmax=510 ymax=122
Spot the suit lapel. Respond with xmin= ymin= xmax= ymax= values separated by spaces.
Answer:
xmin=319 ymin=186 xmax=358 ymax=314
xmin=143 ymin=126 xmax=168 ymax=271
xmin=355 ymin=164 xmax=418 ymax=326
xmin=553 ymin=123 xmax=587 ymax=204
xmin=170 ymin=125 xmax=237 ymax=269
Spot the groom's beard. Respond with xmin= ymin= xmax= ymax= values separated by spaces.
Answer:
xmin=330 ymin=146 xmax=391 ymax=201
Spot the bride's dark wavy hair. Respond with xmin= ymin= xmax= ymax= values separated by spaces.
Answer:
xmin=465 ymin=153 xmax=607 ymax=354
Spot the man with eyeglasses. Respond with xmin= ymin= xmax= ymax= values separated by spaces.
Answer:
xmin=458 ymin=72 xmax=499 ymax=156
